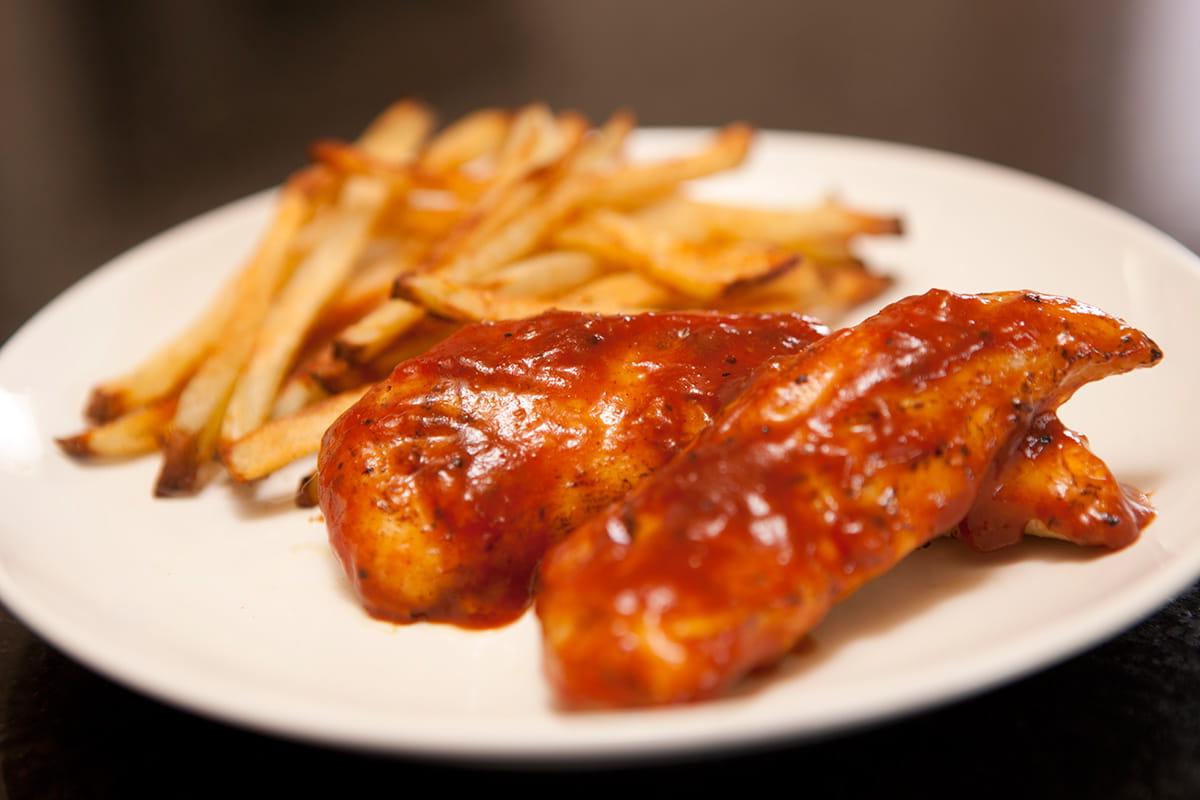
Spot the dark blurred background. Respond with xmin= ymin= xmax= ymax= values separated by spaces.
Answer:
xmin=1 ymin=1 xmax=1198 ymax=796
xmin=4 ymin=0 xmax=1200 ymax=343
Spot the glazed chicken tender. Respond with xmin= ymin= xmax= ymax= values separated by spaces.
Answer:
xmin=537 ymin=290 xmax=1162 ymax=708
xmin=317 ymin=310 xmax=828 ymax=627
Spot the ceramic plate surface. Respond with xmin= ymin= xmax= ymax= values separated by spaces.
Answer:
xmin=1 ymin=130 xmax=1198 ymax=760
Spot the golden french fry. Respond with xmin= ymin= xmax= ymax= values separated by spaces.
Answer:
xmin=316 ymin=242 xmax=422 ymax=335
xmin=399 ymin=274 xmax=550 ymax=321
xmin=308 ymin=139 xmax=413 ymax=188
xmin=301 ymin=316 xmax=459 ymax=396
xmin=717 ymin=258 xmax=892 ymax=319
xmin=402 ymin=268 xmax=674 ymax=321
xmin=309 ymin=100 xmax=435 ymax=183
xmin=288 ymin=207 xmax=340 ymax=257
xmin=212 ymin=103 xmax=429 ymax=452
xmin=714 ymin=262 xmax=827 ymax=313
xmin=426 ymin=182 xmax=542 ymax=270
xmin=627 ymin=195 xmax=710 ymax=239
xmin=307 ymin=99 xmax=436 ymax=186
xmin=155 ymin=102 xmax=430 ymax=496
xmin=332 ymin=299 xmax=425 ymax=364
xmin=365 ymin=317 xmax=461 ymax=372
xmin=425 ymin=110 xmax=634 ymax=285
xmin=74 ymin=175 xmax=332 ymax=428
xmin=628 ymin=196 xmax=892 ymax=291
xmin=355 ymin=99 xmax=436 ymax=164
xmin=484 ymin=251 xmax=606 ymax=298
xmin=788 ymin=237 xmax=859 ymax=265
xmin=387 ymin=196 xmax=463 ymax=241
xmin=419 ymin=108 xmax=511 ymax=174
xmin=153 ymin=181 xmax=315 ymax=496
xmin=558 ymin=209 xmax=798 ymax=300
xmin=83 ymin=170 xmax=328 ymax=451
xmin=57 ymin=397 xmax=177 ymax=459
xmin=588 ymin=123 xmax=753 ymax=208
xmin=685 ymin=198 xmax=903 ymax=245
xmin=220 ymin=176 xmax=391 ymax=445
xmin=816 ymin=259 xmax=894 ymax=312
xmin=81 ymin=105 xmax=427 ymax=427
xmin=553 ymin=271 xmax=676 ymax=313
xmin=222 ymin=388 xmax=369 ymax=482
xmin=491 ymin=104 xmax=561 ymax=184
xmin=483 ymin=105 xmax=588 ymax=192
xmin=271 ymin=373 xmax=329 ymax=419
xmin=83 ymin=299 xmax=224 ymax=424
xmin=414 ymin=170 xmax=488 ymax=203
xmin=417 ymin=106 xmax=590 ymax=277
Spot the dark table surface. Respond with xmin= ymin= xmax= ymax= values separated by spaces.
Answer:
xmin=1 ymin=1 xmax=1198 ymax=795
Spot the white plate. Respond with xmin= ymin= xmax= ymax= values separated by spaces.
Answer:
xmin=1 ymin=130 xmax=1198 ymax=761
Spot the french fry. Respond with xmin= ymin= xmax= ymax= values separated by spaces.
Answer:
xmin=715 ymin=262 xmax=829 ymax=313
xmin=484 ymin=251 xmax=606 ymax=298
xmin=557 ymin=209 xmax=798 ymax=301
xmin=490 ymin=104 xmax=562 ymax=186
xmin=82 ymin=103 xmax=423 ymax=423
xmin=57 ymin=397 xmax=177 ymax=459
xmin=366 ymin=317 xmax=461 ymax=371
xmin=83 ymin=301 xmax=224 ymax=424
xmin=152 ymin=181 xmax=315 ymax=496
xmin=399 ymin=273 xmax=550 ymax=321
xmin=386 ymin=195 xmax=462 ymax=241
xmin=717 ymin=258 xmax=892 ymax=318
xmin=627 ymin=195 xmax=711 ymax=239
xmin=216 ymin=101 xmax=432 ymax=448
xmin=331 ymin=299 xmax=425 ymax=364
xmin=402 ymin=269 xmax=675 ymax=321
xmin=418 ymin=110 xmax=634 ymax=286
xmin=425 ymin=182 xmax=542 ymax=270
xmin=308 ymin=100 xmax=436 ymax=182
xmin=554 ymin=271 xmax=676 ymax=313
xmin=300 ymin=316 xmax=457 ymax=395
xmin=72 ymin=173 xmax=336 ymax=429
xmin=629 ymin=195 xmax=875 ymax=254
xmin=308 ymin=139 xmax=413 ymax=187
xmin=155 ymin=102 xmax=433 ymax=495
xmin=316 ymin=242 xmax=423 ymax=335
xmin=683 ymin=198 xmax=903 ymax=246
xmin=271 ymin=373 xmax=328 ymax=419
xmin=418 ymin=108 xmax=510 ymax=174
xmin=220 ymin=176 xmax=391 ymax=446
xmin=355 ymin=99 xmax=437 ymax=164
xmin=413 ymin=169 xmax=489 ymax=203
xmin=816 ymin=259 xmax=894 ymax=313
xmin=222 ymin=387 xmax=369 ymax=482
xmin=288 ymin=207 xmax=340 ymax=258
xmin=587 ymin=123 xmax=753 ymax=208
xmin=418 ymin=106 xmax=589 ymax=276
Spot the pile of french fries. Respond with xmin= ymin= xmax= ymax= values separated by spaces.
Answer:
xmin=57 ymin=101 xmax=901 ymax=497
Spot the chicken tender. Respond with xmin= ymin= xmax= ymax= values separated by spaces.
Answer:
xmin=318 ymin=310 xmax=828 ymax=627
xmin=537 ymin=290 xmax=1162 ymax=707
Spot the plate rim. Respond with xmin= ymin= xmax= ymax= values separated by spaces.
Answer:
xmin=1 ymin=127 xmax=1198 ymax=762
